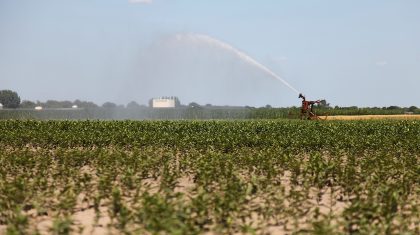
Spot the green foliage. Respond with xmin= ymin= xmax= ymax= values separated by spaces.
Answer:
xmin=51 ymin=217 xmax=73 ymax=235
xmin=408 ymin=106 xmax=418 ymax=113
xmin=126 ymin=101 xmax=141 ymax=109
xmin=0 ymin=120 xmax=418 ymax=234
xmin=5 ymin=210 xmax=28 ymax=235
xmin=0 ymin=90 xmax=21 ymax=108
xmin=19 ymin=100 xmax=37 ymax=109
xmin=102 ymin=102 xmax=117 ymax=109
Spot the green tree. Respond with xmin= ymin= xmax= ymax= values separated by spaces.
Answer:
xmin=102 ymin=102 xmax=117 ymax=108
xmin=127 ymin=101 xmax=141 ymax=109
xmin=74 ymin=100 xmax=98 ymax=108
xmin=0 ymin=90 xmax=21 ymax=108
xmin=317 ymin=99 xmax=330 ymax=108
xmin=387 ymin=106 xmax=400 ymax=110
xmin=188 ymin=102 xmax=201 ymax=108
xmin=408 ymin=106 xmax=417 ymax=112
xmin=20 ymin=100 xmax=36 ymax=109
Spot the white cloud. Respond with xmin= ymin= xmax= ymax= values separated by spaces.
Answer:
xmin=129 ymin=0 xmax=153 ymax=4
xmin=375 ymin=61 xmax=388 ymax=67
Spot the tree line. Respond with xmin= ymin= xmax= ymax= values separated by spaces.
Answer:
xmin=0 ymin=89 xmax=418 ymax=115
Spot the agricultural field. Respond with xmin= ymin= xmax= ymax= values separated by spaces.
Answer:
xmin=0 ymin=120 xmax=419 ymax=234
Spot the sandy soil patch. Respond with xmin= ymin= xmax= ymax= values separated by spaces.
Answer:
xmin=319 ymin=114 xmax=420 ymax=120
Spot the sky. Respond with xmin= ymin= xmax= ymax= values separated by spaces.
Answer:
xmin=0 ymin=0 xmax=419 ymax=107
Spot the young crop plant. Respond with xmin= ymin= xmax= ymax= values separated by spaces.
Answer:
xmin=0 ymin=120 xmax=418 ymax=234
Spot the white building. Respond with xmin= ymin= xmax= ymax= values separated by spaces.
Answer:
xmin=35 ymin=106 xmax=43 ymax=110
xmin=0 ymin=103 xmax=3 ymax=109
xmin=152 ymin=97 xmax=176 ymax=108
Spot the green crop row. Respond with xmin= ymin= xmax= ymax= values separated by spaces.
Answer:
xmin=0 ymin=120 xmax=419 ymax=234
xmin=0 ymin=120 xmax=419 ymax=152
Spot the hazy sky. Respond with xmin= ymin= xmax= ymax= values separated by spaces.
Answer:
xmin=1 ymin=0 xmax=419 ymax=107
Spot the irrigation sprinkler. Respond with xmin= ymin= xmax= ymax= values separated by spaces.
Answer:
xmin=298 ymin=93 xmax=326 ymax=120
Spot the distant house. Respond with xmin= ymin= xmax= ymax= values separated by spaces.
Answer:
xmin=152 ymin=97 xmax=176 ymax=108
xmin=35 ymin=106 xmax=43 ymax=110
xmin=0 ymin=103 xmax=3 ymax=109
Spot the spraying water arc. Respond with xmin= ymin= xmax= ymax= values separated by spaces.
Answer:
xmin=173 ymin=33 xmax=301 ymax=95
